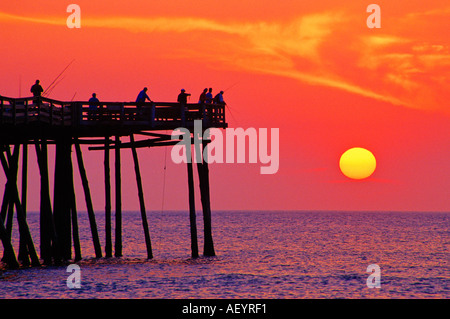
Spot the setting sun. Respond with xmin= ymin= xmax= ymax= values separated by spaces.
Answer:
xmin=339 ymin=147 xmax=376 ymax=180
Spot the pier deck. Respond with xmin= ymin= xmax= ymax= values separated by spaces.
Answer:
xmin=0 ymin=95 xmax=227 ymax=143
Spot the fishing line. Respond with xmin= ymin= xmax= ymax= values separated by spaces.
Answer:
xmin=222 ymin=82 xmax=241 ymax=126
xmin=45 ymin=76 xmax=66 ymax=97
xmin=225 ymin=104 xmax=240 ymax=126
xmin=223 ymin=81 xmax=239 ymax=93
xmin=157 ymin=130 xmax=169 ymax=253
xmin=43 ymin=59 xmax=75 ymax=97
xmin=161 ymin=137 xmax=168 ymax=214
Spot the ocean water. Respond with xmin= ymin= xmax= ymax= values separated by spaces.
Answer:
xmin=0 ymin=211 xmax=448 ymax=299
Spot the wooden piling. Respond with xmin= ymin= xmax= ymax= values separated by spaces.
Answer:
xmin=4 ymin=146 xmax=19 ymax=242
xmin=0 ymin=213 xmax=19 ymax=268
xmin=0 ymin=169 xmax=9 ymax=223
xmin=18 ymin=143 xmax=30 ymax=265
xmin=74 ymin=141 xmax=102 ymax=258
xmin=53 ymin=138 xmax=72 ymax=260
xmin=67 ymin=145 xmax=81 ymax=262
xmin=187 ymin=150 xmax=199 ymax=258
xmin=35 ymin=140 xmax=57 ymax=265
xmin=0 ymin=149 xmax=10 ymax=235
xmin=104 ymin=136 xmax=112 ymax=257
xmin=0 ymin=180 xmax=9 ymax=237
xmin=114 ymin=135 xmax=122 ymax=257
xmin=195 ymin=137 xmax=215 ymax=257
xmin=0 ymin=147 xmax=19 ymax=268
xmin=0 ymin=150 xmax=40 ymax=266
xmin=130 ymin=134 xmax=153 ymax=259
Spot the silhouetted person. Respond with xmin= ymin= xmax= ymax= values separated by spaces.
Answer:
xmin=213 ymin=90 xmax=225 ymax=105
xmin=136 ymin=87 xmax=152 ymax=114
xmin=177 ymin=88 xmax=191 ymax=104
xmin=205 ymin=88 xmax=213 ymax=104
xmin=136 ymin=87 xmax=152 ymax=103
xmin=198 ymin=88 xmax=208 ymax=118
xmin=177 ymin=89 xmax=191 ymax=125
xmin=88 ymin=93 xmax=100 ymax=120
xmin=30 ymin=80 xmax=43 ymax=105
xmin=136 ymin=87 xmax=152 ymax=106
xmin=198 ymin=88 xmax=208 ymax=104
xmin=30 ymin=80 xmax=43 ymax=97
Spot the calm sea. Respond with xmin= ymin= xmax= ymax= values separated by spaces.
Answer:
xmin=0 ymin=211 xmax=448 ymax=299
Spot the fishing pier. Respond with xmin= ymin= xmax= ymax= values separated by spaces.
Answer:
xmin=0 ymin=95 xmax=227 ymax=268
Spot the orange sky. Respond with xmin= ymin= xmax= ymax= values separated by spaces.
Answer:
xmin=0 ymin=1 xmax=449 ymax=212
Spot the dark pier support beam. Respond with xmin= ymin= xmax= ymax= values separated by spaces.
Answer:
xmin=18 ymin=143 xmax=30 ymax=265
xmin=0 ymin=215 xmax=19 ymax=268
xmin=0 ymin=147 xmax=40 ymax=266
xmin=68 ymin=145 xmax=82 ymax=262
xmin=53 ymin=138 xmax=73 ymax=261
xmin=74 ymin=141 xmax=102 ymax=258
xmin=195 ymin=137 xmax=216 ymax=257
xmin=197 ymin=161 xmax=215 ymax=257
xmin=0 ymin=147 xmax=19 ymax=269
xmin=104 ymin=136 xmax=112 ymax=257
xmin=114 ymin=135 xmax=122 ymax=257
xmin=187 ymin=151 xmax=199 ymax=258
xmin=0 ymin=168 xmax=10 ymax=225
xmin=35 ymin=140 xmax=58 ymax=265
xmin=130 ymin=134 xmax=153 ymax=259
xmin=4 ymin=146 xmax=19 ymax=245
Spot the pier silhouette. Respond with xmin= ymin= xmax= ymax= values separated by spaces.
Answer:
xmin=0 ymin=94 xmax=227 ymax=268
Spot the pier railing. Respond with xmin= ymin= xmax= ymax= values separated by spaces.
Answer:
xmin=0 ymin=95 xmax=226 ymax=129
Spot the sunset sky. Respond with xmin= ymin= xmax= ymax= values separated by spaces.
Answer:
xmin=0 ymin=1 xmax=449 ymax=212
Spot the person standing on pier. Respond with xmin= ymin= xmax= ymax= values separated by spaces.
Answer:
xmin=177 ymin=88 xmax=191 ymax=104
xmin=198 ymin=88 xmax=208 ymax=118
xmin=198 ymin=88 xmax=208 ymax=104
xmin=88 ymin=93 xmax=100 ymax=120
xmin=30 ymin=79 xmax=43 ymax=105
xmin=177 ymin=89 xmax=191 ymax=125
xmin=205 ymin=88 xmax=213 ymax=104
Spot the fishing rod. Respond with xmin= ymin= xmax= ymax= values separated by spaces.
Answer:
xmin=223 ymin=81 xmax=239 ymax=93
xmin=224 ymin=103 xmax=240 ymax=126
xmin=43 ymin=59 xmax=75 ymax=97
xmin=44 ymin=75 xmax=66 ymax=97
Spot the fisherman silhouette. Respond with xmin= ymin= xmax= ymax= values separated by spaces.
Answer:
xmin=136 ymin=87 xmax=152 ymax=115
xmin=88 ymin=93 xmax=100 ymax=120
xmin=30 ymin=80 xmax=43 ymax=97
xmin=177 ymin=89 xmax=191 ymax=125
xmin=177 ymin=88 xmax=191 ymax=104
xmin=213 ymin=90 xmax=225 ymax=105
xmin=205 ymin=88 xmax=213 ymax=104
xmin=198 ymin=88 xmax=208 ymax=104
xmin=198 ymin=88 xmax=208 ymax=118
xmin=30 ymin=80 xmax=43 ymax=105
xmin=136 ymin=87 xmax=152 ymax=104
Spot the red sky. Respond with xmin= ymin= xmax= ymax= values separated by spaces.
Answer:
xmin=0 ymin=1 xmax=449 ymax=212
